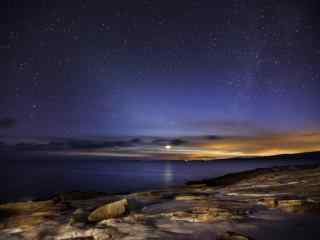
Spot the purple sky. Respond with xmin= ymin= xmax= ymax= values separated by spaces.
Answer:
xmin=1 ymin=1 xmax=320 ymax=159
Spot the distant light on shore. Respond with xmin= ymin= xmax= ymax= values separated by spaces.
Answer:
xmin=165 ymin=145 xmax=172 ymax=150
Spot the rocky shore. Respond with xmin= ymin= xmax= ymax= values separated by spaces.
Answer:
xmin=1 ymin=164 xmax=320 ymax=240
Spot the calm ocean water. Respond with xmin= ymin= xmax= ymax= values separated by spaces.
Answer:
xmin=1 ymin=152 xmax=319 ymax=203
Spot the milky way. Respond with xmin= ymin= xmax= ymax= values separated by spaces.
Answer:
xmin=1 ymin=1 xmax=320 ymax=141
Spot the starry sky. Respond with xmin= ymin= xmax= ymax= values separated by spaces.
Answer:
xmin=1 ymin=1 xmax=320 ymax=159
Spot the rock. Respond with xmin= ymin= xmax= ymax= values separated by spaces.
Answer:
xmin=166 ymin=207 xmax=237 ymax=223
xmin=168 ymin=211 xmax=200 ymax=222
xmin=277 ymin=199 xmax=313 ymax=213
xmin=99 ymin=219 xmax=168 ymax=240
xmin=128 ymin=213 xmax=146 ymax=222
xmin=69 ymin=209 xmax=89 ymax=225
xmin=0 ymin=228 xmax=24 ymax=240
xmin=61 ymin=237 xmax=94 ymax=240
xmin=278 ymin=199 xmax=304 ymax=208
xmin=258 ymin=197 xmax=316 ymax=213
xmin=193 ymin=207 xmax=236 ymax=222
xmin=175 ymin=195 xmax=207 ymax=201
xmin=218 ymin=231 xmax=254 ymax=240
xmin=88 ymin=199 xmax=128 ymax=222
xmin=56 ymin=225 xmax=111 ymax=240
xmin=126 ymin=198 xmax=145 ymax=212
xmin=258 ymin=197 xmax=278 ymax=208
xmin=0 ymin=234 xmax=24 ymax=240
xmin=1 ymin=228 xmax=23 ymax=234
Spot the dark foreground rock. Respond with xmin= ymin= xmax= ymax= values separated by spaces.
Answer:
xmin=1 ymin=164 xmax=320 ymax=239
xmin=218 ymin=231 xmax=254 ymax=240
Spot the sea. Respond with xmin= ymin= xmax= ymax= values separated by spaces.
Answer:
xmin=1 ymin=152 xmax=319 ymax=203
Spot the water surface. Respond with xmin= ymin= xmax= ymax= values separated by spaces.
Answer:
xmin=1 ymin=152 xmax=319 ymax=203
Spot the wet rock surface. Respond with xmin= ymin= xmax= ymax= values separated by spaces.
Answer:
xmin=1 ymin=164 xmax=320 ymax=239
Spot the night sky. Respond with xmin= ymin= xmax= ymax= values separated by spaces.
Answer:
xmin=1 ymin=1 xmax=320 ymax=159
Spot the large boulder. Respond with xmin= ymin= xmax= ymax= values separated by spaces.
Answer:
xmin=88 ymin=199 xmax=128 ymax=222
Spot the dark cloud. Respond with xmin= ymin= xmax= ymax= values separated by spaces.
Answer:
xmin=0 ymin=118 xmax=16 ymax=129
xmin=205 ymin=135 xmax=223 ymax=140
xmin=67 ymin=139 xmax=134 ymax=150
xmin=151 ymin=138 xmax=168 ymax=144
xmin=1 ymin=138 xmax=139 ymax=152
xmin=170 ymin=139 xmax=188 ymax=146
xmin=150 ymin=138 xmax=188 ymax=146
xmin=130 ymin=138 xmax=142 ymax=144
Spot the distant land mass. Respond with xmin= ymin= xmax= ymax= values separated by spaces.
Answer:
xmin=207 ymin=151 xmax=320 ymax=162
